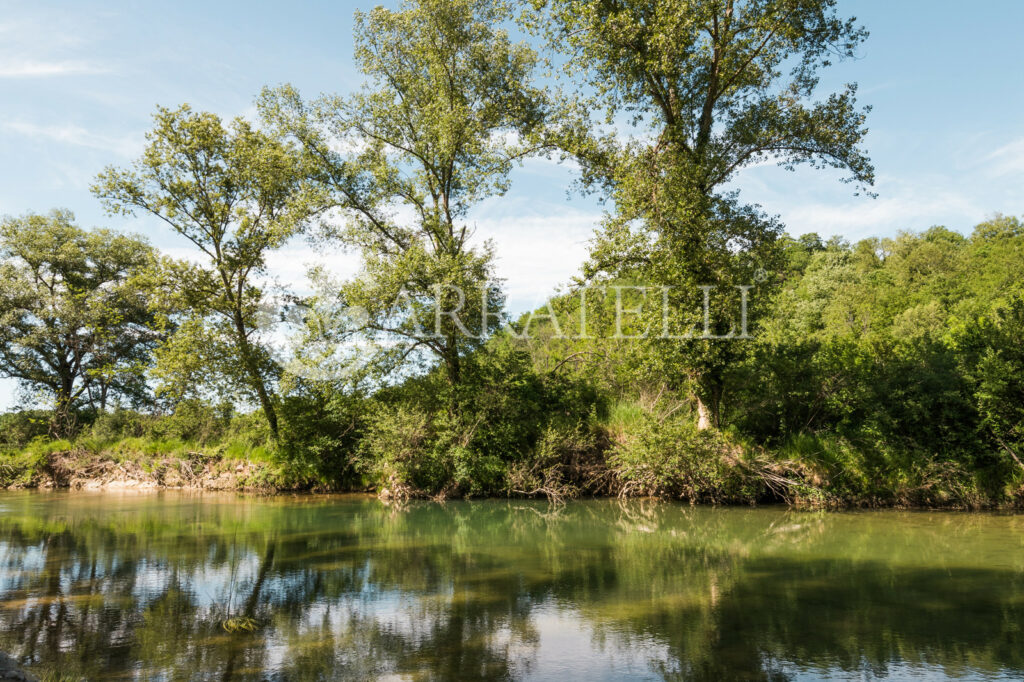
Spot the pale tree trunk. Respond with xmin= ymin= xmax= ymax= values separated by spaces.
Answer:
xmin=694 ymin=381 xmax=723 ymax=431
xmin=696 ymin=396 xmax=713 ymax=431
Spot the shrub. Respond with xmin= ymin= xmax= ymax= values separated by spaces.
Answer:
xmin=506 ymin=418 xmax=606 ymax=499
xmin=0 ymin=410 xmax=51 ymax=448
xmin=610 ymin=413 xmax=751 ymax=502
xmin=149 ymin=400 xmax=235 ymax=444
xmin=357 ymin=404 xmax=436 ymax=497
xmin=278 ymin=390 xmax=365 ymax=487
xmin=89 ymin=409 xmax=151 ymax=441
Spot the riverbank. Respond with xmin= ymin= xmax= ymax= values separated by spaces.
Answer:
xmin=3 ymin=444 xmax=1023 ymax=510
xmin=0 ymin=446 xmax=301 ymax=494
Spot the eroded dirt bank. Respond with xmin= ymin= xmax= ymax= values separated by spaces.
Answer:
xmin=2 ymin=450 xmax=298 ymax=493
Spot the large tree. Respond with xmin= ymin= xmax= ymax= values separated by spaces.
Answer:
xmin=259 ymin=0 xmax=549 ymax=401
xmin=530 ymin=0 xmax=874 ymax=428
xmin=93 ymin=105 xmax=321 ymax=439
xmin=0 ymin=211 xmax=162 ymax=436
xmin=971 ymin=296 xmax=1024 ymax=474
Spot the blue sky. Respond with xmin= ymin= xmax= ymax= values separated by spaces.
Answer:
xmin=2 ymin=0 xmax=1023 ymax=409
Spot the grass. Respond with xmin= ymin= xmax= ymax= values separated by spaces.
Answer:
xmin=603 ymin=400 xmax=647 ymax=443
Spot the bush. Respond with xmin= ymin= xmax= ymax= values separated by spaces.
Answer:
xmin=506 ymin=419 xmax=606 ymax=499
xmin=89 ymin=409 xmax=151 ymax=441
xmin=149 ymin=400 xmax=235 ymax=444
xmin=278 ymin=390 xmax=365 ymax=487
xmin=350 ymin=346 xmax=606 ymax=499
xmin=0 ymin=410 xmax=52 ymax=448
xmin=357 ymin=404 xmax=436 ymax=497
xmin=610 ymin=413 xmax=751 ymax=502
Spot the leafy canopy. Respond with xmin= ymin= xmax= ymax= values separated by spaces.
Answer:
xmin=0 ymin=211 xmax=162 ymax=435
xmin=93 ymin=105 xmax=323 ymax=437
xmin=261 ymin=0 xmax=550 ymax=389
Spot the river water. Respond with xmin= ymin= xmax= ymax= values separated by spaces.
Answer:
xmin=0 ymin=491 xmax=1021 ymax=680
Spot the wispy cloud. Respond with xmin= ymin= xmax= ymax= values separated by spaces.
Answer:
xmin=0 ymin=8 xmax=110 ymax=79
xmin=0 ymin=58 xmax=107 ymax=78
xmin=981 ymin=137 xmax=1024 ymax=178
xmin=1 ymin=121 xmax=142 ymax=158
xmin=775 ymin=178 xmax=983 ymax=240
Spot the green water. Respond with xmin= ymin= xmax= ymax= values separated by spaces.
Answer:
xmin=0 ymin=492 xmax=1022 ymax=681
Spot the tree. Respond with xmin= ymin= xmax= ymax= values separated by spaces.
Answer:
xmin=531 ymin=0 xmax=874 ymax=428
xmin=259 ymin=0 xmax=548 ymax=402
xmin=0 ymin=211 xmax=162 ymax=436
xmin=93 ymin=105 xmax=321 ymax=440
xmin=972 ymin=297 xmax=1024 ymax=473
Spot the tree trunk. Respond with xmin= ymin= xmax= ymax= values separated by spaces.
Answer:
xmin=446 ymin=348 xmax=461 ymax=387
xmin=696 ymin=396 xmax=713 ymax=431
xmin=695 ymin=380 xmax=723 ymax=431
xmin=231 ymin=309 xmax=280 ymax=440
xmin=249 ymin=370 xmax=280 ymax=440
xmin=51 ymin=380 xmax=75 ymax=439
xmin=443 ymin=336 xmax=462 ymax=416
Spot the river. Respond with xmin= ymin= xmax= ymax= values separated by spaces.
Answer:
xmin=0 ymin=491 xmax=1021 ymax=680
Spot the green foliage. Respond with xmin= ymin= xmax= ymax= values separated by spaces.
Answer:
xmin=3 ymin=214 xmax=1023 ymax=505
xmin=727 ymin=224 xmax=1024 ymax=505
xmin=277 ymin=390 xmax=364 ymax=486
xmin=346 ymin=343 xmax=604 ymax=499
xmin=964 ymin=296 xmax=1024 ymax=473
xmin=611 ymin=412 xmax=750 ymax=502
xmin=524 ymin=0 xmax=875 ymax=427
xmin=531 ymin=0 xmax=873 ymax=187
xmin=0 ymin=210 xmax=165 ymax=436
xmin=0 ymin=410 xmax=51 ymax=449
xmin=84 ymin=401 xmax=237 ymax=445
xmin=260 ymin=0 xmax=550 ymax=392
xmin=93 ymin=104 xmax=324 ymax=438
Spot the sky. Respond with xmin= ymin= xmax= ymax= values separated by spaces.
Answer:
xmin=2 ymin=0 xmax=1023 ymax=410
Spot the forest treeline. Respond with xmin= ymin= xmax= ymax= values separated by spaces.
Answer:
xmin=1 ymin=0 xmax=1022 ymax=506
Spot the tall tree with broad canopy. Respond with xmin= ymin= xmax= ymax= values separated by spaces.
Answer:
xmin=528 ymin=0 xmax=874 ymax=428
xmin=259 ymin=0 xmax=549 ymax=401
xmin=93 ymin=105 xmax=322 ymax=440
xmin=0 ymin=211 xmax=163 ymax=436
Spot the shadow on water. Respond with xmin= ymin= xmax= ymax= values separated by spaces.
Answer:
xmin=0 ymin=491 xmax=1022 ymax=680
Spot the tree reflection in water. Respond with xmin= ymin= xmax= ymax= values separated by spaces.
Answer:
xmin=0 ymin=492 xmax=1022 ymax=680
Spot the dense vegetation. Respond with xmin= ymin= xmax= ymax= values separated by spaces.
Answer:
xmin=2 ymin=0 xmax=1022 ymax=507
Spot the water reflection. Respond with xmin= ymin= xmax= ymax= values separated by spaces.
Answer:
xmin=0 ymin=492 xmax=1022 ymax=680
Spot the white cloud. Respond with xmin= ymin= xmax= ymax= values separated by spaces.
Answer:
xmin=256 ymin=205 xmax=601 ymax=314
xmin=0 ymin=7 xmax=111 ymax=80
xmin=981 ymin=137 xmax=1024 ymax=178
xmin=732 ymin=159 xmax=993 ymax=241
xmin=473 ymin=208 xmax=601 ymax=311
xmin=160 ymin=240 xmax=361 ymax=299
xmin=264 ymin=243 xmax=361 ymax=296
xmin=782 ymin=190 xmax=979 ymax=240
xmin=0 ymin=121 xmax=142 ymax=158
xmin=0 ymin=58 xmax=107 ymax=78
